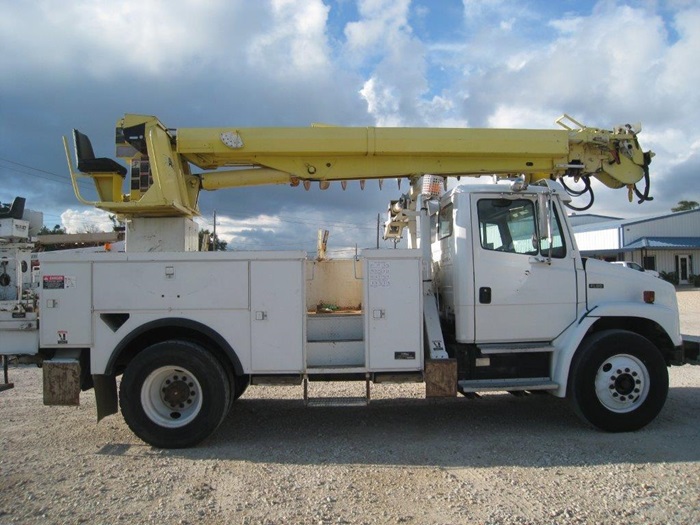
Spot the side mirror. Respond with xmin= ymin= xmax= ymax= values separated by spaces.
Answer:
xmin=537 ymin=193 xmax=551 ymax=242
xmin=537 ymin=192 xmax=553 ymax=263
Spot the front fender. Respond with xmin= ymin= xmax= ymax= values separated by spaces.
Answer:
xmin=551 ymin=302 xmax=681 ymax=398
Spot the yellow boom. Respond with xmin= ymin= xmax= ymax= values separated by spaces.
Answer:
xmin=64 ymin=114 xmax=653 ymax=218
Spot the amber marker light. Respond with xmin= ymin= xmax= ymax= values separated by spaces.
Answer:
xmin=643 ymin=291 xmax=655 ymax=304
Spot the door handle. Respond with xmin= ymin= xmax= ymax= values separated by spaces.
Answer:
xmin=479 ymin=287 xmax=491 ymax=304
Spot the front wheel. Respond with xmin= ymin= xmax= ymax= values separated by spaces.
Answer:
xmin=568 ymin=329 xmax=668 ymax=432
xmin=119 ymin=340 xmax=231 ymax=448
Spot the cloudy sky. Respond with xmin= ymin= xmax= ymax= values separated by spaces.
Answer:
xmin=1 ymin=0 xmax=698 ymax=255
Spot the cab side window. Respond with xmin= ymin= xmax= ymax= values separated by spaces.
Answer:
xmin=477 ymin=199 xmax=538 ymax=255
xmin=438 ymin=203 xmax=453 ymax=240
xmin=538 ymin=204 xmax=567 ymax=258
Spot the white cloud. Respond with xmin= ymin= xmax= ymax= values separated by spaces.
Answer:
xmin=348 ymin=0 xmax=467 ymax=127
xmin=2 ymin=1 xmax=207 ymax=77
xmin=359 ymin=77 xmax=402 ymax=127
xmin=247 ymin=0 xmax=331 ymax=77
xmin=462 ymin=0 xmax=507 ymax=20
xmin=344 ymin=0 xmax=412 ymax=55
xmin=463 ymin=3 xmax=698 ymax=128
xmin=1 ymin=1 xmax=324 ymax=81
xmin=499 ymin=18 xmax=515 ymax=31
xmin=436 ymin=2 xmax=700 ymax=217
xmin=656 ymin=8 xmax=700 ymax=100
xmin=61 ymin=209 xmax=114 ymax=233
xmin=212 ymin=213 xmax=283 ymax=245
xmin=487 ymin=105 xmax=557 ymax=129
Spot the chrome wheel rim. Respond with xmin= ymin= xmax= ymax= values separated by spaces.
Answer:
xmin=594 ymin=354 xmax=650 ymax=413
xmin=141 ymin=366 xmax=203 ymax=427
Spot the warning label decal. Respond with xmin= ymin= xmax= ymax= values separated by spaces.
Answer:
xmin=43 ymin=275 xmax=76 ymax=289
xmin=43 ymin=275 xmax=65 ymax=289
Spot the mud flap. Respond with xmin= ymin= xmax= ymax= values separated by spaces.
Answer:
xmin=93 ymin=374 xmax=118 ymax=421
xmin=681 ymin=337 xmax=699 ymax=364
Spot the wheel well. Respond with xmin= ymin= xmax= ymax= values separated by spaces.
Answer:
xmin=108 ymin=319 xmax=243 ymax=379
xmin=586 ymin=317 xmax=676 ymax=365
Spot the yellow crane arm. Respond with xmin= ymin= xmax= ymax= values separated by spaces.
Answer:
xmin=63 ymin=113 xmax=653 ymax=218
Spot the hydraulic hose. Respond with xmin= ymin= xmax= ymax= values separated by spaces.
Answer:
xmin=562 ymin=174 xmax=595 ymax=211
xmin=633 ymin=158 xmax=654 ymax=203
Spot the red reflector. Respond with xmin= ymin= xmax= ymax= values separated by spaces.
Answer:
xmin=644 ymin=291 xmax=655 ymax=304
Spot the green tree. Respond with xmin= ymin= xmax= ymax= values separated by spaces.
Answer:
xmin=37 ymin=224 xmax=67 ymax=235
xmin=198 ymin=228 xmax=228 ymax=251
xmin=109 ymin=214 xmax=125 ymax=232
xmin=671 ymin=200 xmax=699 ymax=212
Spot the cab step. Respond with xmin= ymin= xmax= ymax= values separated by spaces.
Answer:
xmin=305 ymin=397 xmax=369 ymax=407
xmin=458 ymin=377 xmax=558 ymax=393
xmin=303 ymin=375 xmax=371 ymax=407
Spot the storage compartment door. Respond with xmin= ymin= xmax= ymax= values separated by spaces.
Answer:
xmin=250 ymin=260 xmax=304 ymax=372
xmin=39 ymin=262 xmax=93 ymax=347
xmin=366 ymin=256 xmax=422 ymax=370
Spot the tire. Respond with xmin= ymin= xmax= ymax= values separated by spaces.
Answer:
xmin=119 ymin=340 xmax=231 ymax=448
xmin=568 ymin=329 xmax=668 ymax=432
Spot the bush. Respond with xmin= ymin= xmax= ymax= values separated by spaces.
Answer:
xmin=690 ymin=274 xmax=700 ymax=287
xmin=659 ymin=271 xmax=679 ymax=285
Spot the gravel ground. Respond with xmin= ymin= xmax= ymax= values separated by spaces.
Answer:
xmin=677 ymin=286 xmax=700 ymax=336
xmin=1 ymin=291 xmax=699 ymax=525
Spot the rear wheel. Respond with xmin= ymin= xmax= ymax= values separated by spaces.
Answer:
xmin=568 ymin=330 xmax=668 ymax=432
xmin=119 ymin=340 xmax=230 ymax=448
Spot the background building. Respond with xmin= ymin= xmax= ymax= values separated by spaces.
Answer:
xmin=571 ymin=209 xmax=700 ymax=285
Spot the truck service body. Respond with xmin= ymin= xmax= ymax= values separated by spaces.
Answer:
xmin=0 ymin=115 xmax=684 ymax=448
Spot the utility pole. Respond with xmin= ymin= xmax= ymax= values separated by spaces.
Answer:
xmin=376 ymin=213 xmax=380 ymax=248
xmin=212 ymin=210 xmax=217 ymax=251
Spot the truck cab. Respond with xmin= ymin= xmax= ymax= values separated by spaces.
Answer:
xmin=434 ymin=182 xmax=582 ymax=345
xmin=432 ymin=181 xmax=680 ymax=430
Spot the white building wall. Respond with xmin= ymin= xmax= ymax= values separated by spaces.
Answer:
xmin=574 ymin=228 xmax=619 ymax=251
xmin=568 ymin=214 xmax=620 ymax=227
xmin=623 ymin=210 xmax=700 ymax=244
xmin=624 ymin=249 xmax=700 ymax=276
xmin=623 ymin=250 xmax=670 ymax=270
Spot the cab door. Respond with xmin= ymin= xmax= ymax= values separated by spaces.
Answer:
xmin=471 ymin=194 xmax=577 ymax=343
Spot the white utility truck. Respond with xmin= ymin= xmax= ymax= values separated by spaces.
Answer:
xmin=0 ymin=115 xmax=684 ymax=448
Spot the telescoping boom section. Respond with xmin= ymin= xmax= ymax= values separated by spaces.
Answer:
xmin=63 ymin=114 xmax=653 ymax=218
